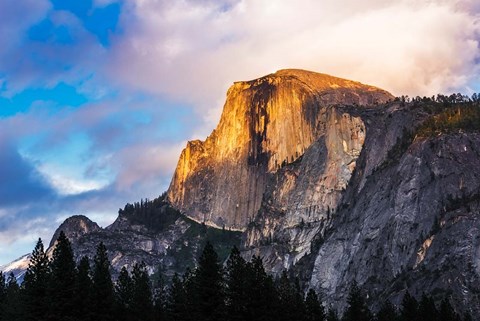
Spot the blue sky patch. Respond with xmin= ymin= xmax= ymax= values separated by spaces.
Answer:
xmin=0 ymin=82 xmax=88 ymax=117
xmin=50 ymin=0 xmax=121 ymax=46
xmin=28 ymin=19 xmax=75 ymax=45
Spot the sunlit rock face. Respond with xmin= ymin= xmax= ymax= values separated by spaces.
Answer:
xmin=243 ymin=107 xmax=368 ymax=272
xmin=167 ymin=69 xmax=393 ymax=230
xmin=167 ymin=69 xmax=480 ymax=315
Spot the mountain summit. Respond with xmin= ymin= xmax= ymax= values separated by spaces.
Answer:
xmin=167 ymin=69 xmax=393 ymax=229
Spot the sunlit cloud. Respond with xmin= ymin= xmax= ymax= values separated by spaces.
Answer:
xmin=109 ymin=0 xmax=480 ymax=124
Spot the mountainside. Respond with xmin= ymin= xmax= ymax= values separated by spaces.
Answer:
xmin=0 ymin=200 xmax=241 ymax=280
xmin=4 ymin=69 xmax=480 ymax=316
xmin=167 ymin=69 xmax=393 ymax=230
xmin=165 ymin=69 xmax=480 ymax=314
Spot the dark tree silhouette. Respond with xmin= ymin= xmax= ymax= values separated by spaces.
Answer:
xmin=49 ymin=231 xmax=76 ymax=321
xmin=418 ymin=293 xmax=438 ymax=321
xmin=92 ymin=242 xmax=115 ymax=321
xmin=326 ymin=308 xmax=339 ymax=321
xmin=192 ymin=241 xmax=225 ymax=321
xmin=3 ymin=273 xmax=22 ymax=321
xmin=23 ymin=238 xmax=50 ymax=321
xmin=225 ymin=246 xmax=249 ymax=321
xmin=305 ymin=289 xmax=325 ymax=321
xmin=376 ymin=300 xmax=397 ymax=321
xmin=131 ymin=262 xmax=154 ymax=321
xmin=74 ymin=256 xmax=93 ymax=321
xmin=115 ymin=267 xmax=134 ymax=321
xmin=400 ymin=291 xmax=418 ymax=321
xmin=165 ymin=273 xmax=189 ymax=321
xmin=342 ymin=281 xmax=372 ymax=321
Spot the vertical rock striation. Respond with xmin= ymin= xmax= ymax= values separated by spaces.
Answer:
xmin=167 ymin=69 xmax=393 ymax=230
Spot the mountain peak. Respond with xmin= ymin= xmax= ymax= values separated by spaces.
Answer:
xmin=273 ymin=68 xmax=384 ymax=90
xmin=234 ymin=69 xmax=392 ymax=96
xmin=49 ymin=215 xmax=101 ymax=248
xmin=168 ymin=69 xmax=393 ymax=229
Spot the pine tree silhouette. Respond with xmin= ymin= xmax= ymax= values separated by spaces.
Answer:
xmin=49 ymin=231 xmax=76 ymax=321
xmin=131 ymin=262 xmax=154 ymax=321
xmin=305 ymin=289 xmax=325 ymax=321
xmin=23 ymin=238 xmax=50 ymax=321
xmin=115 ymin=266 xmax=134 ymax=321
xmin=92 ymin=242 xmax=115 ymax=321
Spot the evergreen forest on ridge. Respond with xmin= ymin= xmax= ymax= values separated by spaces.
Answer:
xmin=0 ymin=231 xmax=473 ymax=321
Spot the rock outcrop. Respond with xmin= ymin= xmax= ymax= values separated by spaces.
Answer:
xmin=167 ymin=69 xmax=393 ymax=230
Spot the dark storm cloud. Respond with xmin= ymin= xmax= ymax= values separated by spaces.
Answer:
xmin=0 ymin=141 xmax=56 ymax=207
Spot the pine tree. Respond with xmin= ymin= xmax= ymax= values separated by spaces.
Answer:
xmin=463 ymin=312 xmax=473 ymax=321
xmin=276 ymin=271 xmax=305 ymax=321
xmin=74 ymin=256 xmax=93 ymax=321
xmin=22 ymin=238 xmax=50 ymax=321
xmin=115 ymin=267 xmax=134 ymax=321
xmin=177 ymin=267 xmax=198 ymax=321
xmin=225 ymin=246 xmax=248 ymax=321
xmin=246 ymin=256 xmax=278 ymax=321
xmin=326 ymin=308 xmax=339 ymax=321
xmin=92 ymin=242 xmax=115 ymax=321
xmin=49 ymin=231 xmax=76 ymax=321
xmin=192 ymin=241 xmax=225 ymax=321
xmin=439 ymin=298 xmax=458 ymax=321
xmin=418 ymin=294 xmax=438 ymax=321
xmin=165 ymin=273 xmax=188 ymax=321
xmin=152 ymin=272 xmax=167 ymax=321
xmin=0 ymin=272 xmax=5 ymax=321
xmin=131 ymin=262 xmax=154 ymax=321
xmin=305 ymin=289 xmax=325 ymax=321
xmin=342 ymin=281 xmax=372 ymax=321
xmin=400 ymin=291 xmax=418 ymax=321
xmin=376 ymin=300 xmax=397 ymax=321
xmin=3 ymin=273 xmax=22 ymax=321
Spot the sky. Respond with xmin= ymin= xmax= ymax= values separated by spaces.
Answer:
xmin=0 ymin=0 xmax=479 ymax=265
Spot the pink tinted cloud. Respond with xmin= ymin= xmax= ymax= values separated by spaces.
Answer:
xmin=107 ymin=0 xmax=480 ymax=123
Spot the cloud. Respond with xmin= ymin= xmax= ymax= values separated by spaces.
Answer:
xmin=0 ymin=0 xmax=112 ymax=98
xmin=0 ymin=90 xmax=197 ymax=264
xmin=0 ymin=140 xmax=55 ymax=207
xmin=107 ymin=0 xmax=480 ymax=123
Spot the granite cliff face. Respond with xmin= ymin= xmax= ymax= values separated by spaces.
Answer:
xmin=166 ymin=69 xmax=480 ymax=314
xmin=307 ymin=111 xmax=480 ymax=312
xmin=241 ymin=99 xmax=480 ymax=314
xmin=167 ymin=69 xmax=393 ymax=230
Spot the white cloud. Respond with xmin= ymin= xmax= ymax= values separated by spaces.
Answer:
xmin=114 ymin=142 xmax=185 ymax=192
xmin=37 ymin=165 xmax=110 ymax=196
xmin=108 ymin=0 xmax=480 ymax=124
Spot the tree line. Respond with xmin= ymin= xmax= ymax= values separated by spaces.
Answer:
xmin=0 ymin=232 xmax=474 ymax=321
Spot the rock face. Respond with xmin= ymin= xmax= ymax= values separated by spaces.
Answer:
xmin=49 ymin=215 xmax=101 ymax=248
xmin=308 ymin=124 xmax=480 ymax=313
xmin=242 ymin=100 xmax=480 ymax=314
xmin=1 ymin=201 xmax=241 ymax=279
xmin=166 ymin=69 xmax=480 ymax=315
xmin=243 ymin=107 xmax=368 ymax=272
xmin=167 ymin=69 xmax=393 ymax=230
